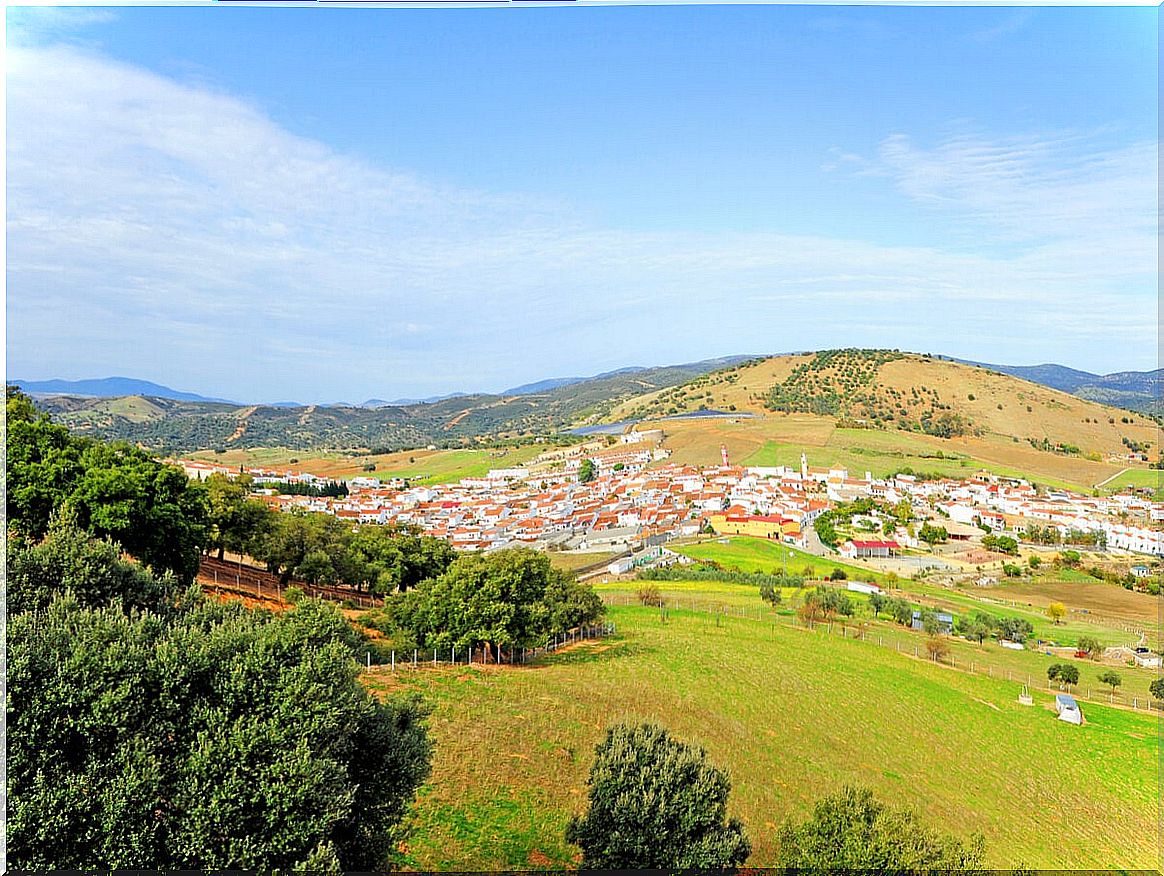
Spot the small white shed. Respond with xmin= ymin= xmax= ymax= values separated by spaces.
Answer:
xmin=1055 ymin=693 xmax=1082 ymax=725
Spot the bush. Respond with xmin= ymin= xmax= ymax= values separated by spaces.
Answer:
xmin=637 ymin=582 xmax=664 ymax=607
xmin=775 ymin=785 xmax=985 ymax=869
xmin=565 ymin=723 xmax=750 ymax=868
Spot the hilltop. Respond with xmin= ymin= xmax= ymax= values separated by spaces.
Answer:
xmin=614 ymin=349 xmax=1156 ymax=455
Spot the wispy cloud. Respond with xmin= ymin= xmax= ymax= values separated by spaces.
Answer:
xmin=6 ymin=44 xmax=1157 ymax=402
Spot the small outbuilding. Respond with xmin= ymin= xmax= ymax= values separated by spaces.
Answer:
xmin=1055 ymin=693 xmax=1082 ymax=725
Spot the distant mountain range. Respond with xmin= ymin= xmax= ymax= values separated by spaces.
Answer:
xmin=13 ymin=352 xmax=1160 ymax=455
xmin=12 ymin=376 xmax=238 ymax=404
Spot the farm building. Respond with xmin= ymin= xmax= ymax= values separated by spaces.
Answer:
xmin=846 ymin=581 xmax=883 ymax=596
xmin=606 ymin=556 xmax=633 ymax=575
xmin=1055 ymin=693 xmax=1082 ymax=724
xmin=839 ymin=539 xmax=900 ymax=559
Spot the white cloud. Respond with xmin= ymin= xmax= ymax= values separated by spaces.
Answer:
xmin=6 ymin=44 xmax=1158 ymax=402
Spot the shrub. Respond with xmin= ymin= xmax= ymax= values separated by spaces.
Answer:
xmin=565 ymin=723 xmax=750 ymax=868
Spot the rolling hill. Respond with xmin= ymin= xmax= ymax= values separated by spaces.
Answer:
xmin=610 ymin=349 xmax=1159 ymax=466
xmin=24 ymin=356 xmax=750 ymax=453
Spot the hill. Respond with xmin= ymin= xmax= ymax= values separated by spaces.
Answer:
xmin=11 ymin=376 xmax=236 ymax=404
xmin=952 ymin=359 xmax=1162 ymax=414
xmin=25 ymin=356 xmax=748 ymax=454
xmin=610 ymin=349 xmax=1159 ymax=465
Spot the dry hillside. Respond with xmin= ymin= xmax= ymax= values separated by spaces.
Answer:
xmin=611 ymin=350 xmax=1158 ymax=462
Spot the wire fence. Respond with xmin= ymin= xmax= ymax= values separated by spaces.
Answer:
xmin=361 ymin=622 xmax=618 ymax=673
xmin=600 ymin=592 xmax=1161 ymax=714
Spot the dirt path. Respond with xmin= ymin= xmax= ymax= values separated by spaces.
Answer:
xmin=1094 ymin=467 xmax=1131 ymax=488
xmin=226 ymin=406 xmax=258 ymax=443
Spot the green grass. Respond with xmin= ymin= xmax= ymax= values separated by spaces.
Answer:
xmin=370 ymin=447 xmax=543 ymax=485
xmin=1102 ymin=467 xmax=1162 ymax=493
xmin=371 ymin=600 xmax=1158 ymax=870
xmin=674 ymin=536 xmax=892 ymax=584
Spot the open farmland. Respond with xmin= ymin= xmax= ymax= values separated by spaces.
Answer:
xmin=185 ymin=444 xmax=543 ymax=484
xmin=365 ymin=599 xmax=1157 ymax=870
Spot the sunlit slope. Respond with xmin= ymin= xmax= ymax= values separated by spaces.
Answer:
xmin=610 ymin=350 xmax=1158 ymax=464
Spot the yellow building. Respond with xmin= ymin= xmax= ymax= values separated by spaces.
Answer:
xmin=709 ymin=512 xmax=801 ymax=540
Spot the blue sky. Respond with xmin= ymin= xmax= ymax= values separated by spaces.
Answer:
xmin=6 ymin=4 xmax=1158 ymax=403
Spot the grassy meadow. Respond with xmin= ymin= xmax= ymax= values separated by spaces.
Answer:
xmin=186 ymin=444 xmax=543 ymax=484
xmin=366 ymin=598 xmax=1158 ymax=870
xmin=674 ymin=536 xmax=893 ymax=584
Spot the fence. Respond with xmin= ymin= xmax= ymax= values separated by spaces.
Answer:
xmin=198 ymin=555 xmax=381 ymax=609
xmin=601 ymin=593 xmax=1161 ymax=713
xmin=362 ymin=621 xmax=618 ymax=672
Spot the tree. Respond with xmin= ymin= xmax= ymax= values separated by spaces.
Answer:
xmin=7 ymin=518 xmax=179 ymax=615
xmin=891 ymin=598 xmax=914 ymax=627
xmin=565 ymin=723 xmax=750 ymax=869
xmin=1028 ymin=554 xmax=1042 ymax=569
xmin=1058 ymin=663 xmax=1079 ymax=688
xmin=394 ymin=548 xmax=603 ymax=656
xmin=868 ymin=592 xmax=887 ymax=618
xmin=1076 ymin=635 xmax=1102 ymax=659
xmin=5 ymin=389 xmax=210 ymax=583
xmin=925 ymin=635 xmax=949 ymax=661
xmin=9 ymin=592 xmax=432 ymax=871
xmin=775 ymin=785 xmax=985 ymax=871
xmin=578 ymin=458 xmax=597 ymax=483
xmin=828 ymin=567 xmax=848 ymax=581
xmin=995 ymin=617 xmax=1033 ymax=643
xmin=1149 ymin=677 xmax=1164 ymax=701
xmin=920 ymin=609 xmax=941 ymax=636
xmin=1055 ymin=550 xmax=1082 ymax=569
xmin=1097 ymin=670 xmax=1122 ymax=694
xmin=759 ymin=583 xmax=783 ymax=607
xmin=1046 ymin=602 xmax=1066 ymax=624
xmin=919 ymin=523 xmax=948 ymax=547
xmin=957 ymin=612 xmax=992 ymax=646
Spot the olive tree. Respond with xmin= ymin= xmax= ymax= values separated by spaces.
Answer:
xmin=566 ymin=722 xmax=750 ymax=869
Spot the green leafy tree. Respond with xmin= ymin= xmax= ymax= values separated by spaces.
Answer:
xmin=1097 ymin=670 xmax=1122 ymax=694
xmin=775 ymin=785 xmax=986 ymax=871
xmin=565 ymin=723 xmax=750 ymax=869
xmin=868 ymin=592 xmax=887 ymax=618
xmin=9 ymin=591 xmax=431 ymax=871
xmin=1149 ymin=677 xmax=1164 ymax=701
xmin=995 ymin=617 xmax=1033 ymax=643
xmin=759 ymin=583 xmax=783 ymax=606
xmin=6 ymin=389 xmax=210 ymax=583
xmin=891 ymin=598 xmax=914 ymax=627
xmin=7 ymin=518 xmax=180 ymax=615
xmin=578 ymin=458 xmax=597 ymax=483
xmin=204 ymin=473 xmax=271 ymax=561
xmin=919 ymin=523 xmax=949 ymax=547
xmin=1046 ymin=602 xmax=1066 ymax=624
xmin=1076 ymin=635 xmax=1102 ymax=659
xmin=1027 ymin=554 xmax=1042 ymax=569
xmin=394 ymin=548 xmax=602 ymax=656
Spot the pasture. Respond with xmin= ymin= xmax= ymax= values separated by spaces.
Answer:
xmin=674 ymin=536 xmax=891 ymax=584
xmin=366 ymin=598 xmax=1157 ymax=871
xmin=185 ymin=444 xmax=542 ymax=483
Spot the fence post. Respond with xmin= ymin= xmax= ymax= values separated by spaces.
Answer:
xmin=434 ymin=649 xmax=437 ymax=667
xmin=391 ymin=651 xmax=396 ymax=671
xmin=366 ymin=651 xmax=371 ymax=670
xmin=413 ymin=649 xmax=417 ymax=668
xmin=452 ymin=645 xmax=456 ymax=664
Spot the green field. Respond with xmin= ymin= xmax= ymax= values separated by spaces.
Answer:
xmin=368 ymin=599 xmax=1158 ymax=870
xmin=1101 ymin=467 xmax=1163 ymax=498
xmin=674 ymin=536 xmax=892 ymax=584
